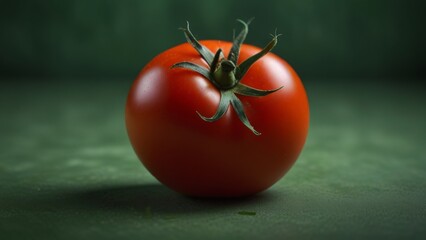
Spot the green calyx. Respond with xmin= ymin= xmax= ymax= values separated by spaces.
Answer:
xmin=171 ymin=19 xmax=283 ymax=135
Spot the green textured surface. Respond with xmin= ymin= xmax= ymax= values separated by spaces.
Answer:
xmin=0 ymin=79 xmax=425 ymax=239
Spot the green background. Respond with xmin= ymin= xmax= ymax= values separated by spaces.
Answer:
xmin=1 ymin=0 xmax=425 ymax=239
xmin=1 ymin=0 xmax=425 ymax=79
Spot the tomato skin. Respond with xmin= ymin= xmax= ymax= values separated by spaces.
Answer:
xmin=126 ymin=40 xmax=309 ymax=197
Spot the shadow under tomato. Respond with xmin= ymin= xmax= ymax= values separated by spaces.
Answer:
xmin=80 ymin=183 xmax=274 ymax=214
xmin=44 ymin=183 xmax=277 ymax=216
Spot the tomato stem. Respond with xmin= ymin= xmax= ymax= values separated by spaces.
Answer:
xmin=171 ymin=20 xmax=283 ymax=135
xmin=213 ymin=59 xmax=237 ymax=89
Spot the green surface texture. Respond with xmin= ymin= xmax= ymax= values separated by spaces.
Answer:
xmin=0 ymin=79 xmax=425 ymax=239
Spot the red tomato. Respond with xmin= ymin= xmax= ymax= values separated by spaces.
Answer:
xmin=126 ymin=22 xmax=309 ymax=197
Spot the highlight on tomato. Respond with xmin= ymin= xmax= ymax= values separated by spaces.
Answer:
xmin=126 ymin=19 xmax=309 ymax=197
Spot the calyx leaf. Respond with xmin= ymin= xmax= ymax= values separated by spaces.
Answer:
xmin=172 ymin=20 xmax=283 ymax=135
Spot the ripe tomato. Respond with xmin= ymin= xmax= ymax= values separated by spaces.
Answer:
xmin=126 ymin=21 xmax=309 ymax=197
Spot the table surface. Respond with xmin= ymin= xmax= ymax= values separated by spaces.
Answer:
xmin=0 ymin=78 xmax=425 ymax=240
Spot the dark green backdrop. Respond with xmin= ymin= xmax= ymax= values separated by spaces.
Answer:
xmin=1 ymin=0 xmax=425 ymax=80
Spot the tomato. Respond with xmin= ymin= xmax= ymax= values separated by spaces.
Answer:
xmin=125 ymin=20 xmax=309 ymax=197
